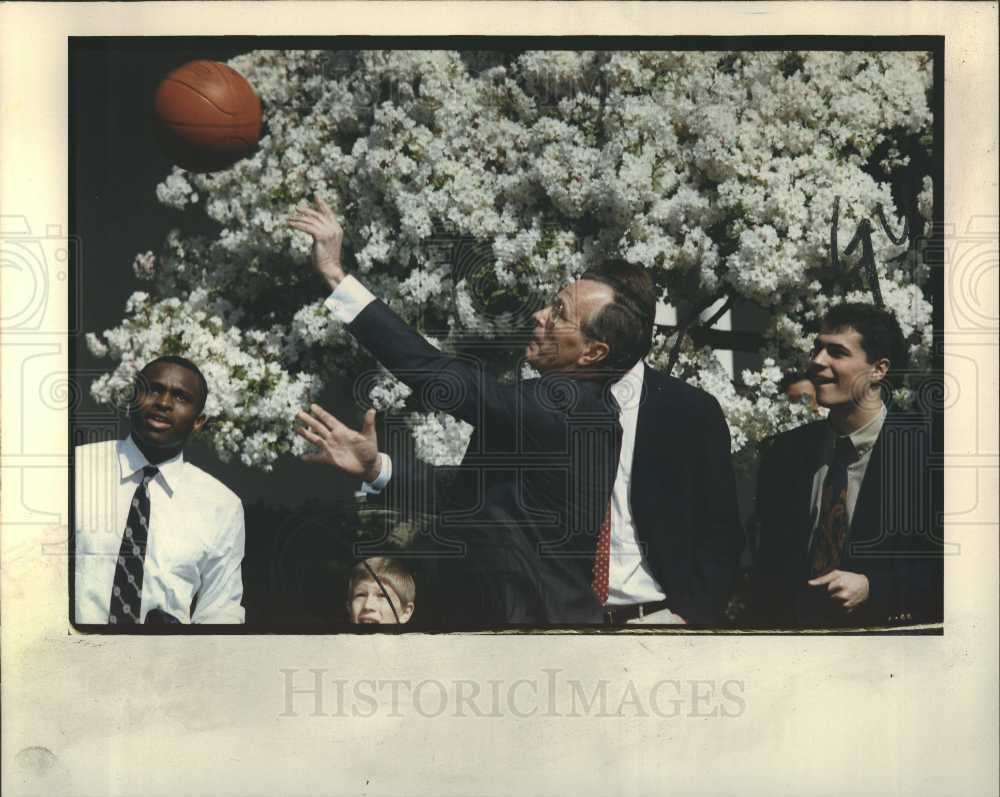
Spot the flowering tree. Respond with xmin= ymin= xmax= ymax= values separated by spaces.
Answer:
xmin=88 ymin=50 xmax=935 ymax=469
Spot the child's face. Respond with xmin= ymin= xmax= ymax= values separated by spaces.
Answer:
xmin=348 ymin=578 xmax=414 ymax=624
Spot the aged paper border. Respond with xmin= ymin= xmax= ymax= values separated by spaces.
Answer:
xmin=2 ymin=3 xmax=997 ymax=795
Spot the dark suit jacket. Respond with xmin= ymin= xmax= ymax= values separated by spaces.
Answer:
xmin=352 ymin=300 xmax=743 ymax=627
xmin=621 ymin=366 xmax=743 ymax=625
xmin=754 ymin=411 xmax=943 ymax=628
xmin=351 ymin=299 xmax=621 ymax=626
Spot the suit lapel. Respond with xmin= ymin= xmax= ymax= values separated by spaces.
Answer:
xmin=629 ymin=366 xmax=662 ymax=542
xmin=631 ymin=364 xmax=655 ymax=470
xmin=793 ymin=424 xmax=827 ymax=561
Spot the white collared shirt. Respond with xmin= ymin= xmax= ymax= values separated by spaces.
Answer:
xmin=604 ymin=361 xmax=667 ymax=606
xmin=326 ymin=276 xmax=666 ymax=607
xmin=74 ymin=436 xmax=245 ymax=624
xmin=809 ymin=403 xmax=888 ymax=535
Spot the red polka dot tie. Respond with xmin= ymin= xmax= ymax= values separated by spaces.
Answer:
xmin=591 ymin=501 xmax=612 ymax=605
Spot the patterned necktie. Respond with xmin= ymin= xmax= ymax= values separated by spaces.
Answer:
xmin=110 ymin=465 xmax=158 ymax=624
xmin=811 ymin=437 xmax=856 ymax=577
xmin=591 ymin=387 xmax=622 ymax=605
xmin=591 ymin=502 xmax=613 ymax=604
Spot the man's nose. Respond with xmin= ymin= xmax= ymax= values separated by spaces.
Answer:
xmin=533 ymin=308 xmax=549 ymax=328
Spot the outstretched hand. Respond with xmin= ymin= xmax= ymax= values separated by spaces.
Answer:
xmin=288 ymin=195 xmax=346 ymax=290
xmin=295 ymin=405 xmax=381 ymax=482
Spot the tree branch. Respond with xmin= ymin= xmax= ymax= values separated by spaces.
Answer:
xmin=664 ymin=290 xmax=728 ymax=376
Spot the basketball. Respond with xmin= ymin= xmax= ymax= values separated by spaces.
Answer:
xmin=153 ymin=60 xmax=262 ymax=173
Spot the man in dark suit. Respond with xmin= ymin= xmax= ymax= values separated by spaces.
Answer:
xmin=290 ymin=196 xmax=742 ymax=627
xmin=754 ymin=303 xmax=943 ymax=628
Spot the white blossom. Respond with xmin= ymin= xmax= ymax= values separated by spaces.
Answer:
xmin=407 ymin=411 xmax=474 ymax=465
xmin=132 ymin=251 xmax=156 ymax=280
xmin=88 ymin=49 xmax=935 ymax=468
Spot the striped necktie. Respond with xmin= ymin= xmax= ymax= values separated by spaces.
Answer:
xmin=109 ymin=465 xmax=158 ymax=624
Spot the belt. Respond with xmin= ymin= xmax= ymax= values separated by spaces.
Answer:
xmin=602 ymin=599 xmax=673 ymax=625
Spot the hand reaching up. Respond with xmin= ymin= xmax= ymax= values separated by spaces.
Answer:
xmin=295 ymin=405 xmax=381 ymax=482
xmin=288 ymin=195 xmax=346 ymax=290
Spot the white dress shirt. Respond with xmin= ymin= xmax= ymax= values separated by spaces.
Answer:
xmin=808 ymin=403 xmax=888 ymax=540
xmin=326 ymin=276 xmax=667 ymax=607
xmin=74 ymin=436 xmax=246 ymax=624
xmin=604 ymin=361 xmax=667 ymax=606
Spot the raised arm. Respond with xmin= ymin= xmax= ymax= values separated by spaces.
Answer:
xmin=289 ymin=196 xmax=515 ymax=430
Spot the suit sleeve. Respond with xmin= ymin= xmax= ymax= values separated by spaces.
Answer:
xmin=347 ymin=298 xmax=518 ymax=433
xmin=368 ymin=450 xmax=454 ymax=519
xmin=361 ymin=412 xmax=466 ymax=524
xmin=685 ymin=396 xmax=745 ymax=625
xmin=857 ymin=418 xmax=943 ymax=625
xmin=895 ymin=418 xmax=944 ymax=624
xmin=334 ymin=278 xmax=615 ymax=457
xmin=751 ymin=439 xmax=788 ymax=627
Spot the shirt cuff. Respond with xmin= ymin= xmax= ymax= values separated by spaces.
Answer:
xmin=360 ymin=453 xmax=392 ymax=495
xmin=324 ymin=274 xmax=377 ymax=324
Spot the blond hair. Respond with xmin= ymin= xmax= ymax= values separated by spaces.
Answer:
xmin=347 ymin=557 xmax=415 ymax=606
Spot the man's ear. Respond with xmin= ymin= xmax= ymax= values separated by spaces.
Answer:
xmin=582 ymin=340 xmax=610 ymax=367
xmin=193 ymin=414 xmax=207 ymax=434
xmin=870 ymin=357 xmax=890 ymax=384
xmin=399 ymin=602 xmax=415 ymax=624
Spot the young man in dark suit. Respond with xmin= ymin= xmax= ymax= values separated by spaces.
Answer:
xmin=290 ymin=196 xmax=742 ymax=627
xmin=754 ymin=303 xmax=943 ymax=628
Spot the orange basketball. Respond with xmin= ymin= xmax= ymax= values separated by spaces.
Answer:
xmin=153 ymin=60 xmax=262 ymax=173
